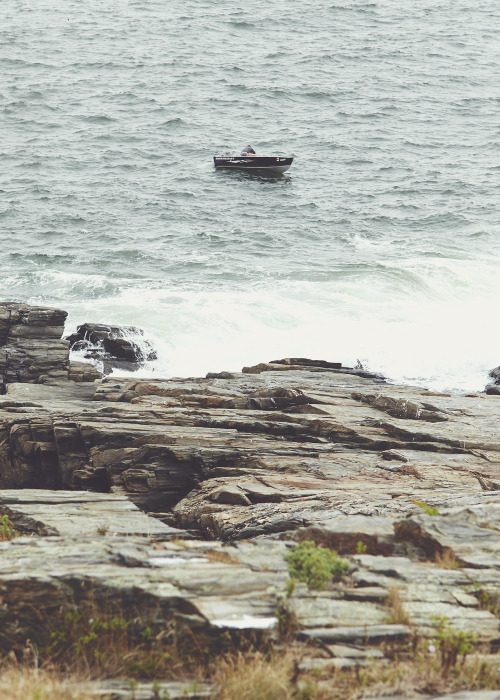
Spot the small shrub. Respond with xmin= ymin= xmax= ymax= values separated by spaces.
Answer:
xmin=413 ymin=501 xmax=439 ymax=516
xmin=432 ymin=615 xmax=477 ymax=673
xmin=285 ymin=541 xmax=349 ymax=591
xmin=0 ymin=514 xmax=18 ymax=541
xmin=275 ymin=578 xmax=299 ymax=641
xmin=476 ymin=588 xmax=500 ymax=617
xmin=96 ymin=523 xmax=110 ymax=536
xmin=356 ymin=540 xmax=367 ymax=554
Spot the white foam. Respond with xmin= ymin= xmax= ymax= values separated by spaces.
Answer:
xmin=61 ymin=269 xmax=498 ymax=394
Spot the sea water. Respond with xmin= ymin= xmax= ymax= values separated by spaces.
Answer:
xmin=2 ymin=0 xmax=500 ymax=392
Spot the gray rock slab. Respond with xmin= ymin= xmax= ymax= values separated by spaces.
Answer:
xmin=93 ymin=679 xmax=214 ymax=699
xmin=298 ymin=656 xmax=364 ymax=670
xmin=327 ymin=643 xmax=385 ymax=658
xmin=395 ymin=509 xmax=500 ymax=568
xmin=291 ymin=596 xmax=387 ymax=629
xmin=290 ymin=514 xmax=397 ymax=555
xmin=0 ymin=536 xmax=289 ymax=650
xmin=0 ymin=489 xmax=187 ymax=539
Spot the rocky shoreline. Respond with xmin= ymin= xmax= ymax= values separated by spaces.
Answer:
xmin=2 ymin=302 xmax=500 ymax=699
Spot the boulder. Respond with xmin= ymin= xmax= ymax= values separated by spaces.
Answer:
xmin=66 ymin=323 xmax=157 ymax=374
xmin=484 ymin=366 xmax=500 ymax=394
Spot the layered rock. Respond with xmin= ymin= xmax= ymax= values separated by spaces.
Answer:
xmin=0 ymin=489 xmax=185 ymax=538
xmin=2 ymin=304 xmax=500 ymax=696
xmin=1 ymin=355 xmax=500 ymax=526
xmin=0 ymin=302 xmax=70 ymax=387
xmin=2 ymin=492 xmax=500 ymax=684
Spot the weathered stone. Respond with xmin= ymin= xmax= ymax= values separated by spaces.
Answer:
xmin=94 ymin=679 xmax=215 ymax=699
xmin=68 ymin=361 xmax=102 ymax=382
xmin=0 ymin=303 xmax=67 ymax=344
xmin=394 ymin=504 xmax=500 ymax=568
xmin=0 ymin=489 xmax=187 ymax=538
xmin=289 ymin=515 xmax=397 ymax=555
xmin=0 ymin=535 xmax=290 ymax=652
xmin=0 ymin=303 xmax=69 ymax=386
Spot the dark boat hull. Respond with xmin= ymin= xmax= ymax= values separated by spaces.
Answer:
xmin=213 ymin=155 xmax=293 ymax=174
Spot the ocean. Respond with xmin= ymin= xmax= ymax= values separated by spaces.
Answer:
xmin=2 ymin=0 xmax=500 ymax=392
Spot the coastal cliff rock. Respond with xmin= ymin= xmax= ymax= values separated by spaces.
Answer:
xmin=2 ymin=303 xmax=500 ymax=696
xmin=0 ymin=302 xmax=70 ymax=387
xmin=0 ymin=302 xmax=102 ymax=390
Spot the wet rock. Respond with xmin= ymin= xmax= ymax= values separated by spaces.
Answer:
xmin=484 ymin=367 xmax=500 ymax=394
xmin=66 ymin=322 xmax=157 ymax=373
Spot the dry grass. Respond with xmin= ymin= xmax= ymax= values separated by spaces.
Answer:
xmin=210 ymin=645 xmax=500 ymax=700
xmin=434 ymin=549 xmax=460 ymax=569
xmin=212 ymin=651 xmax=329 ymax=700
xmin=0 ymin=666 xmax=104 ymax=700
xmin=322 ymin=652 xmax=500 ymax=699
xmin=477 ymin=588 xmax=500 ymax=617
xmin=213 ymin=652 xmax=296 ymax=700
xmin=202 ymin=548 xmax=240 ymax=565
xmin=384 ymin=586 xmax=412 ymax=625
xmin=2 ymin=643 xmax=500 ymax=700
xmin=3 ymin=591 xmax=499 ymax=700
xmin=34 ymin=604 xmax=212 ymax=681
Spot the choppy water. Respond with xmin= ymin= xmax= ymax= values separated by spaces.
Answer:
xmin=2 ymin=0 xmax=500 ymax=391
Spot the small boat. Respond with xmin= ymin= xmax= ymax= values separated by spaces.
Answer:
xmin=213 ymin=154 xmax=293 ymax=175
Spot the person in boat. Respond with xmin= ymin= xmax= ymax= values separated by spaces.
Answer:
xmin=240 ymin=145 xmax=256 ymax=155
